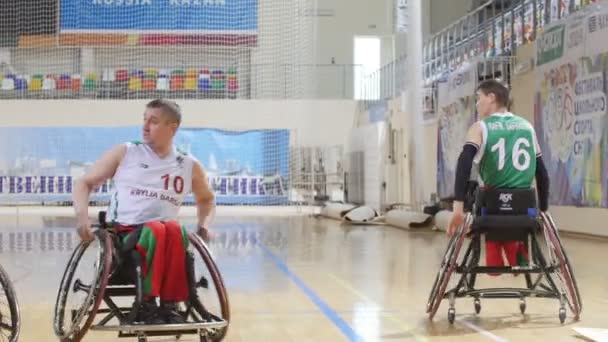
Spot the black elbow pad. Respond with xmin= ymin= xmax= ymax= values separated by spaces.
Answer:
xmin=454 ymin=143 xmax=479 ymax=201
xmin=535 ymin=155 xmax=550 ymax=211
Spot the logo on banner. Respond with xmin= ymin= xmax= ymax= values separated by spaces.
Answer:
xmin=537 ymin=25 xmax=565 ymax=66
xmin=588 ymin=13 xmax=608 ymax=33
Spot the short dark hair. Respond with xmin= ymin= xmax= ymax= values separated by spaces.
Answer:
xmin=477 ymin=79 xmax=510 ymax=108
xmin=146 ymin=99 xmax=182 ymax=126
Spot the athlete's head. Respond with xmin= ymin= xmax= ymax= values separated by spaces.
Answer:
xmin=476 ymin=79 xmax=509 ymax=117
xmin=143 ymin=99 xmax=181 ymax=147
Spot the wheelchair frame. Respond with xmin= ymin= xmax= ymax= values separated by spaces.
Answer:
xmin=427 ymin=207 xmax=582 ymax=325
xmin=53 ymin=212 xmax=230 ymax=342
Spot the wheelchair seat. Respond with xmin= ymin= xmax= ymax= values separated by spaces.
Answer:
xmin=472 ymin=187 xmax=540 ymax=241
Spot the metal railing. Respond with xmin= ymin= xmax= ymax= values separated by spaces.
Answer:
xmin=361 ymin=0 xmax=598 ymax=101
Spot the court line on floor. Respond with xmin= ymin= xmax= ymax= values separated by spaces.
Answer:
xmin=329 ymin=273 xmax=509 ymax=342
xmin=456 ymin=319 xmax=509 ymax=342
xmin=251 ymin=309 xmax=400 ymax=316
xmin=258 ymin=242 xmax=365 ymax=342
xmin=327 ymin=273 xmax=430 ymax=342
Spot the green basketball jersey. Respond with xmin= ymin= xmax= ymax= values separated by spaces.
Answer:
xmin=477 ymin=113 xmax=537 ymax=188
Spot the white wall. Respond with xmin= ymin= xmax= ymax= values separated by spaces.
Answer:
xmin=430 ymin=0 xmax=474 ymax=35
xmin=0 ymin=100 xmax=356 ymax=148
xmin=314 ymin=0 xmax=393 ymax=66
xmin=311 ymin=0 xmax=395 ymax=98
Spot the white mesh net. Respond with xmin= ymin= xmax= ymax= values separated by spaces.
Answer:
xmin=0 ymin=0 xmax=316 ymax=100
xmin=0 ymin=0 xmax=348 ymax=208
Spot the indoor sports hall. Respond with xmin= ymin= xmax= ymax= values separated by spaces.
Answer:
xmin=0 ymin=0 xmax=606 ymax=341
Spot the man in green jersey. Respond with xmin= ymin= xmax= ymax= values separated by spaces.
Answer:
xmin=447 ymin=79 xmax=550 ymax=270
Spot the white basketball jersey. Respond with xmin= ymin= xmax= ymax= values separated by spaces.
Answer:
xmin=108 ymin=142 xmax=195 ymax=225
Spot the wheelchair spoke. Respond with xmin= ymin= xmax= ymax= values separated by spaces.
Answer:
xmin=0 ymin=322 xmax=13 ymax=332
xmin=197 ymin=276 xmax=209 ymax=289
xmin=73 ymin=279 xmax=92 ymax=293
xmin=54 ymin=231 xmax=112 ymax=341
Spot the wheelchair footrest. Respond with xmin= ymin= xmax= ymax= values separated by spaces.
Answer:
xmin=468 ymin=266 xmax=541 ymax=274
xmin=91 ymin=320 xmax=228 ymax=334
xmin=459 ymin=288 xmax=560 ymax=299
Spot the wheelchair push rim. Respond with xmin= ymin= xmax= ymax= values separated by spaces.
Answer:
xmin=0 ymin=264 xmax=20 ymax=342
xmin=540 ymin=212 xmax=582 ymax=320
xmin=426 ymin=228 xmax=458 ymax=313
xmin=187 ymin=232 xmax=231 ymax=341
xmin=53 ymin=230 xmax=113 ymax=341
xmin=427 ymin=214 xmax=471 ymax=321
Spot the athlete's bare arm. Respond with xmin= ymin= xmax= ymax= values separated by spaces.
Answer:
xmin=534 ymin=131 xmax=543 ymax=156
xmin=466 ymin=121 xmax=483 ymax=149
xmin=192 ymin=160 xmax=215 ymax=241
xmin=73 ymin=144 xmax=127 ymax=241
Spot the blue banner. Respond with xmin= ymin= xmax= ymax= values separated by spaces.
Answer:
xmin=0 ymin=127 xmax=289 ymax=205
xmin=60 ymin=0 xmax=258 ymax=33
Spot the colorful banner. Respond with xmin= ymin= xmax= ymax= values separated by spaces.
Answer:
xmin=436 ymin=62 xmax=477 ymax=198
xmin=60 ymin=0 xmax=258 ymax=33
xmin=514 ymin=5 xmax=524 ymax=47
xmin=535 ymin=4 xmax=608 ymax=207
xmin=523 ymin=0 xmax=535 ymax=44
xmin=0 ymin=127 xmax=289 ymax=205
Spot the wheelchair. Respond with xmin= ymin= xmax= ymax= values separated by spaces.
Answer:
xmin=0 ymin=263 xmax=20 ymax=342
xmin=426 ymin=182 xmax=582 ymax=325
xmin=53 ymin=212 xmax=230 ymax=342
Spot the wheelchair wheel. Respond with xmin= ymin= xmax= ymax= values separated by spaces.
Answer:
xmin=540 ymin=212 xmax=582 ymax=320
xmin=53 ymin=230 xmax=113 ymax=342
xmin=0 ymin=264 xmax=20 ymax=342
xmin=426 ymin=214 xmax=471 ymax=320
xmin=186 ymin=232 xmax=230 ymax=341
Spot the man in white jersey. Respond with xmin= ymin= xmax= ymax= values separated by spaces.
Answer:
xmin=73 ymin=99 xmax=215 ymax=324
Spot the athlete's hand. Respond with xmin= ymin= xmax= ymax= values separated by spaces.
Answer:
xmin=77 ymin=223 xmax=95 ymax=243
xmin=447 ymin=201 xmax=465 ymax=237
xmin=447 ymin=211 xmax=465 ymax=236
xmin=198 ymin=226 xmax=215 ymax=242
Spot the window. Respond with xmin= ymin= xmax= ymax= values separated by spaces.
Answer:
xmin=354 ymin=36 xmax=381 ymax=100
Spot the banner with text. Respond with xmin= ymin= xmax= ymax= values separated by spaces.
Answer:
xmin=437 ymin=62 xmax=478 ymax=198
xmin=0 ymin=127 xmax=289 ymax=205
xmin=535 ymin=4 xmax=608 ymax=207
xmin=60 ymin=0 xmax=258 ymax=33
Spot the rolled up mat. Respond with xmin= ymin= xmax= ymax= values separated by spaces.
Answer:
xmin=434 ymin=210 xmax=453 ymax=232
xmin=319 ymin=202 xmax=356 ymax=220
xmin=385 ymin=209 xmax=432 ymax=229
xmin=343 ymin=206 xmax=378 ymax=222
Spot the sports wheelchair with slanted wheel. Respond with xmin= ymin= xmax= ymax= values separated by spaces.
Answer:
xmin=0 ymin=263 xmax=20 ymax=342
xmin=53 ymin=212 xmax=230 ymax=342
xmin=427 ymin=183 xmax=582 ymax=324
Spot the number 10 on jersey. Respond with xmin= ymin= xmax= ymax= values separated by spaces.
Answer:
xmin=162 ymin=174 xmax=184 ymax=194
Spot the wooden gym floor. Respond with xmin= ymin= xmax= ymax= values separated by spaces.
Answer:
xmin=0 ymin=213 xmax=606 ymax=341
